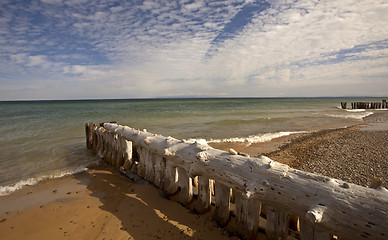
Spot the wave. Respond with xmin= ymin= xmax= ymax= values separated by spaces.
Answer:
xmin=206 ymin=131 xmax=306 ymax=145
xmin=327 ymin=111 xmax=374 ymax=120
xmin=0 ymin=166 xmax=88 ymax=196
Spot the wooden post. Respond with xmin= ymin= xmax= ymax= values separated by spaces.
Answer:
xmin=214 ymin=182 xmax=230 ymax=226
xmin=85 ymin=123 xmax=93 ymax=149
xmin=163 ymin=162 xmax=178 ymax=195
xmin=121 ymin=137 xmax=133 ymax=170
xmin=235 ymin=191 xmax=260 ymax=240
xmin=177 ymin=167 xmax=193 ymax=206
xmin=300 ymin=218 xmax=332 ymax=240
xmin=265 ymin=204 xmax=289 ymax=240
xmin=340 ymin=102 xmax=347 ymax=109
xmin=153 ymin=154 xmax=165 ymax=188
xmin=136 ymin=147 xmax=148 ymax=178
xmin=194 ymin=176 xmax=212 ymax=213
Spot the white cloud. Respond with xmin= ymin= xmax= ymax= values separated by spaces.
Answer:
xmin=0 ymin=0 xmax=387 ymax=100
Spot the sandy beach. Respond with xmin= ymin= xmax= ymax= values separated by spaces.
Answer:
xmin=0 ymin=164 xmax=243 ymax=240
xmin=1 ymin=111 xmax=387 ymax=239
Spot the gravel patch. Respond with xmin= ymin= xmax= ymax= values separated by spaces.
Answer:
xmin=267 ymin=113 xmax=388 ymax=188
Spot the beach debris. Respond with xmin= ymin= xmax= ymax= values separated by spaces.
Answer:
xmin=67 ymin=192 xmax=71 ymax=194
xmin=76 ymin=191 xmax=80 ymax=194
xmin=369 ymin=177 xmax=383 ymax=189
xmin=238 ymin=152 xmax=250 ymax=157
xmin=0 ymin=218 xmax=6 ymax=223
xmin=229 ymin=148 xmax=238 ymax=155
xmin=52 ymin=189 xmax=57 ymax=193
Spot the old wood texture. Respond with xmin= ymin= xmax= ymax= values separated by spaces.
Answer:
xmin=235 ymin=190 xmax=261 ymax=240
xmin=194 ymin=176 xmax=212 ymax=213
xmin=265 ymin=204 xmax=289 ymax=240
xmin=86 ymin=122 xmax=388 ymax=240
xmin=214 ymin=181 xmax=231 ymax=226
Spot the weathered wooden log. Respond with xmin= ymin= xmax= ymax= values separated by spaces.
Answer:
xmin=235 ymin=190 xmax=260 ymax=240
xmin=177 ymin=167 xmax=193 ymax=206
xmin=103 ymin=123 xmax=388 ymax=240
xmin=194 ymin=176 xmax=212 ymax=213
xmin=265 ymin=204 xmax=289 ymax=240
xmin=214 ymin=182 xmax=230 ymax=226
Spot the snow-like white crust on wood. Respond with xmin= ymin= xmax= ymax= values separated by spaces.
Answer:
xmin=85 ymin=123 xmax=388 ymax=240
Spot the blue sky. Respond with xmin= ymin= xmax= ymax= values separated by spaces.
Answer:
xmin=0 ymin=0 xmax=387 ymax=100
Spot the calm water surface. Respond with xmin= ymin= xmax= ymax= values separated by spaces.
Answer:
xmin=0 ymin=97 xmax=381 ymax=195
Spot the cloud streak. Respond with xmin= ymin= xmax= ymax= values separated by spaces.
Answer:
xmin=0 ymin=0 xmax=387 ymax=100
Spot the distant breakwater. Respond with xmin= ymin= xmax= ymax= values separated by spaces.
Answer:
xmin=341 ymin=99 xmax=387 ymax=109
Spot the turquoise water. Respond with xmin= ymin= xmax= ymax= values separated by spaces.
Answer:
xmin=0 ymin=97 xmax=383 ymax=195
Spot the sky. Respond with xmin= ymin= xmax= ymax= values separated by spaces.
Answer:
xmin=0 ymin=0 xmax=387 ymax=100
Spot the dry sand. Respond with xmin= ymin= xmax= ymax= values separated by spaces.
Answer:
xmin=0 ymin=165 xmax=239 ymax=240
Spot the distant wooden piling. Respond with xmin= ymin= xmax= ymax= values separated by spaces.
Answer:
xmin=341 ymin=99 xmax=387 ymax=109
xmin=85 ymin=122 xmax=388 ymax=240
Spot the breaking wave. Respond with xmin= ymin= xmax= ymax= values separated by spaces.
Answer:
xmin=0 ymin=166 xmax=88 ymax=196
xmin=206 ymin=131 xmax=306 ymax=146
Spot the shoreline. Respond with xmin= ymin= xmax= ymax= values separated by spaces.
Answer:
xmin=1 ymin=111 xmax=387 ymax=239
xmin=0 ymin=165 xmax=239 ymax=240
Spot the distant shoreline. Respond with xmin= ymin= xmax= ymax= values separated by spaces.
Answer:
xmin=1 ymin=96 xmax=387 ymax=102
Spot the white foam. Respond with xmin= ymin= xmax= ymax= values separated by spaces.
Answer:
xmin=0 ymin=167 xmax=88 ymax=196
xmin=345 ymin=109 xmax=366 ymax=112
xmin=207 ymin=131 xmax=306 ymax=146
xmin=327 ymin=111 xmax=374 ymax=120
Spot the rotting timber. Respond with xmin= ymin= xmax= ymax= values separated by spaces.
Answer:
xmin=85 ymin=122 xmax=388 ymax=240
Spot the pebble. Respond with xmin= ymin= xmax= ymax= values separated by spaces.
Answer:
xmin=270 ymin=125 xmax=388 ymax=188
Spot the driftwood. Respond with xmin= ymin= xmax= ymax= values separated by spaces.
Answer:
xmin=86 ymin=122 xmax=388 ymax=240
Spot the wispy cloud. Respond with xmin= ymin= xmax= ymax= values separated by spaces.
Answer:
xmin=0 ymin=0 xmax=387 ymax=100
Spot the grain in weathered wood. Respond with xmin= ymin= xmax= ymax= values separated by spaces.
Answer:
xmin=214 ymin=182 xmax=230 ymax=226
xmin=194 ymin=176 xmax=212 ymax=213
xmin=153 ymin=153 xmax=165 ymax=188
xmin=235 ymin=190 xmax=260 ymax=240
xmin=163 ymin=163 xmax=178 ymax=195
xmin=136 ymin=146 xmax=148 ymax=178
xmin=265 ymin=204 xmax=289 ymax=240
xmin=300 ymin=218 xmax=332 ymax=240
xmin=177 ymin=167 xmax=193 ymax=206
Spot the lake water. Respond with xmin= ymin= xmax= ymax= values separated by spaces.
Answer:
xmin=0 ymin=97 xmax=381 ymax=195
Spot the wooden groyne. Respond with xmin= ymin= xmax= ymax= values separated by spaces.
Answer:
xmin=341 ymin=99 xmax=387 ymax=109
xmin=85 ymin=122 xmax=388 ymax=240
